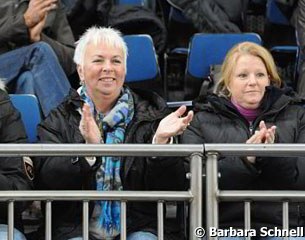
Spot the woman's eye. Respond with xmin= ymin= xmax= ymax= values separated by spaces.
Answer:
xmin=93 ymin=59 xmax=103 ymax=63
xmin=113 ymin=59 xmax=122 ymax=64
xmin=238 ymin=73 xmax=247 ymax=78
xmin=257 ymin=73 xmax=265 ymax=78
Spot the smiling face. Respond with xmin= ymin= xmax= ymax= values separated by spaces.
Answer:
xmin=228 ymin=54 xmax=270 ymax=109
xmin=77 ymin=41 xmax=126 ymax=102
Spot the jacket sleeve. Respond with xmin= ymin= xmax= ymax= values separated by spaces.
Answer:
xmin=0 ymin=91 xmax=32 ymax=189
xmin=0 ymin=2 xmax=31 ymax=45
xmin=178 ymin=0 xmax=241 ymax=33
xmin=254 ymin=105 xmax=305 ymax=188
xmin=288 ymin=107 xmax=305 ymax=189
xmin=140 ymin=121 xmax=187 ymax=191
xmin=35 ymin=108 xmax=94 ymax=190
xmin=296 ymin=0 xmax=305 ymax=97
xmin=0 ymin=92 xmax=33 ymax=216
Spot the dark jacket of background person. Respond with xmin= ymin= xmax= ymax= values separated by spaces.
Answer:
xmin=167 ymin=0 xmax=248 ymax=33
xmin=0 ymin=88 xmax=33 ymax=232
xmin=294 ymin=0 xmax=305 ymax=97
xmin=62 ymin=0 xmax=112 ymax=39
xmin=181 ymin=86 xmax=305 ymax=229
xmin=33 ymin=88 xmax=185 ymax=240
xmin=0 ymin=0 xmax=75 ymax=76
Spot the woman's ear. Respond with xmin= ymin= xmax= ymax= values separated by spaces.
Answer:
xmin=77 ymin=65 xmax=84 ymax=83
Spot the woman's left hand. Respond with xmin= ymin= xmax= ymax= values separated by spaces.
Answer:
xmin=154 ymin=105 xmax=194 ymax=144
xmin=259 ymin=120 xmax=276 ymax=144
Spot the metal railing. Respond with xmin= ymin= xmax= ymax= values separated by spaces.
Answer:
xmin=1 ymin=143 xmax=305 ymax=240
xmin=205 ymin=144 xmax=305 ymax=240
xmin=0 ymin=144 xmax=203 ymax=240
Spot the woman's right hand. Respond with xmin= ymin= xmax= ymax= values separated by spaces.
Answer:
xmin=79 ymin=104 xmax=101 ymax=144
xmin=245 ymin=120 xmax=276 ymax=163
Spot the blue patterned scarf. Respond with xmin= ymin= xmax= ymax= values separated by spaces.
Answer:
xmin=79 ymin=85 xmax=134 ymax=237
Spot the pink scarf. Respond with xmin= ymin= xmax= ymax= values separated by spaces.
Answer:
xmin=231 ymin=99 xmax=259 ymax=122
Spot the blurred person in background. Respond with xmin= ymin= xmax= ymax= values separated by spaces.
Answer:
xmin=0 ymin=79 xmax=33 ymax=240
xmin=0 ymin=0 xmax=76 ymax=117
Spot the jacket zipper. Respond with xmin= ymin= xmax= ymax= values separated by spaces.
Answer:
xmin=249 ymin=123 xmax=254 ymax=135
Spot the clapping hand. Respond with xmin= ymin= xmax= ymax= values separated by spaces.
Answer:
xmin=24 ymin=0 xmax=58 ymax=41
xmin=79 ymin=104 xmax=101 ymax=144
xmin=246 ymin=121 xmax=276 ymax=144
xmin=245 ymin=120 xmax=276 ymax=163
xmin=154 ymin=105 xmax=194 ymax=144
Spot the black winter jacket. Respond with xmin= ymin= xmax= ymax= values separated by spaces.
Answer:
xmin=168 ymin=0 xmax=247 ymax=33
xmin=0 ymin=89 xmax=33 ymax=231
xmin=34 ymin=88 xmax=185 ymax=240
xmin=295 ymin=0 xmax=305 ymax=97
xmin=182 ymin=87 xmax=305 ymax=230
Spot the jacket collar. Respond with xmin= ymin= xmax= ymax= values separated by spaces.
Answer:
xmin=194 ymin=86 xmax=302 ymax=114
xmin=65 ymin=88 xmax=84 ymax=109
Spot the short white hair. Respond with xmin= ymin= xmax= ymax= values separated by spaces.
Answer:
xmin=73 ymin=26 xmax=128 ymax=69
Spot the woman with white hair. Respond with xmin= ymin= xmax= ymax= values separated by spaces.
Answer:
xmin=33 ymin=26 xmax=193 ymax=240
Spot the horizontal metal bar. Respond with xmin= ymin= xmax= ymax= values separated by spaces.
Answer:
xmin=0 ymin=191 xmax=192 ymax=201
xmin=0 ymin=144 xmax=203 ymax=157
xmin=166 ymin=101 xmax=193 ymax=108
xmin=219 ymin=190 xmax=305 ymax=202
xmin=1 ymin=144 xmax=305 ymax=157
xmin=205 ymin=144 xmax=305 ymax=157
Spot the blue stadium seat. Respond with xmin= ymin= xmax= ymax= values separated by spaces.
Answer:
xmin=9 ymin=94 xmax=41 ymax=143
xmin=123 ymin=34 xmax=164 ymax=96
xmin=184 ymin=33 xmax=262 ymax=99
xmin=123 ymin=34 xmax=160 ymax=83
xmin=187 ymin=33 xmax=262 ymax=79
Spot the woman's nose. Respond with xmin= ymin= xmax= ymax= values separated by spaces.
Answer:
xmin=102 ymin=61 xmax=113 ymax=72
xmin=248 ymin=74 xmax=257 ymax=85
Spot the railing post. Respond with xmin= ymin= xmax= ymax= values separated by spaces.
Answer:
xmin=83 ymin=200 xmax=89 ymax=240
xmin=189 ymin=153 xmax=203 ymax=240
xmin=244 ymin=201 xmax=251 ymax=240
xmin=121 ymin=201 xmax=127 ymax=240
xmin=45 ymin=200 xmax=52 ymax=240
xmin=157 ymin=201 xmax=164 ymax=240
xmin=8 ymin=201 xmax=14 ymax=240
xmin=283 ymin=201 xmax=289 ymax=240
xmin=206 ymin=152 xmax=219 ymax=240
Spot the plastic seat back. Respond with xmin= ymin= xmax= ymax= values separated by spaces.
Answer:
xmin=123 ymin=34 xmax=164 ymax=97
xmin=10 ymin=94 xmax=41 ymax=143
xmin=184 ymin=33 xmax=262 ymax=99
xmin=124 ymin=34 xmax=160 ymax=82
